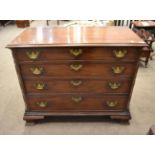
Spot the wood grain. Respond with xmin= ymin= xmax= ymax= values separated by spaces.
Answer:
xmin=19 ymin=62 xmax=137 ymax=78
xmin=27 ymin=94 xmax=128 ymax=111
xmin=7 ymin=27 xmax=147 ymax=122
xmin=15 ymin=47 xmax=140 ymax=61
xmin=24 ymin=78 xmax=132 ymax=94
xmin=7 ymin=27 xmax=146 ymax=48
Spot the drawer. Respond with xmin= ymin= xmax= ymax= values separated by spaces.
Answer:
xmin=15 ymin=47 xmax=140 ymax=61
xmin=24 ymin=78 xmax=132 ymax=94
xmin=27 ymin=95 xmax=128 ymax=111
xmin=20 ymin=62 xmax=137 ymax=78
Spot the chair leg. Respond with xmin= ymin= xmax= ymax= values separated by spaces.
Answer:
xmin=145 ymin=56 xmax=150 ymax=67
xmin=46 ymin=20 xmax=49 ymax=26
xmin=150 ymin=56 xmax=153 ymax=60
xmin=145 ymin=49 xmax=152 ymax=67
xmin=57 ymin=20 xmax=60 ymax=25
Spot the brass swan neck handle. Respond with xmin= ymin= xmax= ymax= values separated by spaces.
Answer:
xmin=70 ymin=49 xmax=83 ymax=57
xmin=72 ymin=96 xmax=82 ymax=103
xmin=70 ymin=80 xmax=82 ymax=87
xmin=70 ymin=64 xmax=83 ymax=71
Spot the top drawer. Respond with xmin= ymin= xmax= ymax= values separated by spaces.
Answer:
xmin=14 ymin=47 xmax=140 ymax=61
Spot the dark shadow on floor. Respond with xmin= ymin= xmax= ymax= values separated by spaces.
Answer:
xmin=27 ymin=116 xmax=130 ymax=126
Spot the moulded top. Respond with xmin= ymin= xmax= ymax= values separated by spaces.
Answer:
xmin=7 ymin=26 xmax=147 ymax=48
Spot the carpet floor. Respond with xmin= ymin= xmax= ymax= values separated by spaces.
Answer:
xmin=0 ymin=20 xmax=155 ymax=134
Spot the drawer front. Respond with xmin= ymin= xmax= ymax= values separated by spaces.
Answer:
xmin=20 ymin=62 xmax=137 ymax=78
xmin=27 ymin=95 xmax=128 ymax=111
xmin=15 ymin=47 xmax=140 ymax=61
xmin=24 ymin=79 xmax=132 ymax=94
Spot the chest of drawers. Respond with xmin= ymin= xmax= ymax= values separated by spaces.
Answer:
xmin=7 ymin=27 xmax=146 ymax=123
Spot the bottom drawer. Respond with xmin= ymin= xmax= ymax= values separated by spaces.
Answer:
xmin=27 ymin=95 xmax=129 ymax=112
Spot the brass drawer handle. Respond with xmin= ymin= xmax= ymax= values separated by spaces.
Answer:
xmin=26 ymin=51 xmax=40 ymax=60
xmin=112 ymin=66 xmax=125 ymax=74
xmin=30 ymin=67 xmax=43 ymax=75
xmin=70 ymin=49 xmax=83 ymax=57
xmin=109 ymin=82 xmax=121 ymax=90
xmin=72 ymin=96 xmax=82 ymax=103
xmin=35 ymin=83 xmax=45 ymax=90
xmin=106 ymin=101 xmax=118 ymax=107
xmin=70 ymin=64 xmax=83 ymax=71
xmin=113 ymin=50 xmax=127 ymax=58
xmin=36 ymin=101 xmax=48 ymax=108
xmin=70 ymin=80 xmax=82 ymax=87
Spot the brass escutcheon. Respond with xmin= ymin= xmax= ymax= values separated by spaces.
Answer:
xmin=30 ymin=67 xmax=43 ymax=75
xmin=35 ymin=83 xmax=45 ymax=90
xmin=36 ymin=101 xmax=48 ymax=108
xmin=106 ymin=101 xmax=118 ymax=107
xmin=26 ymin=51 xmax=40 ymax=60
xmin=112 ymin=66 xmax=125 ymax=74
xmin=109 ymin=82 xmax=121 ymax=90
xmin=113 ymin=50 xmax=127 ymax=58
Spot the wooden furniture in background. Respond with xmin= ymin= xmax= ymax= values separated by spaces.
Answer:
xmin=16 ymin=20 xmax=30 ymax=28
xmin=7 ymin=27 xmax=146 ymax=123
xmin=132 ymin=21 xmax=155 ymax=28
xmin=63 ymin=20 xmax=114 ymax=27
xmin=114 ymin=20 xmax=133 ymax=28
xmin=0 ymin=20 xmax=12 ymax=26
xmin=132 ymin=21 xmax=155 ymax=67
xmin=46 ymin=20 xmax=64 ymax=26
xmin=148 ymin=125 xmax=155 ymax=135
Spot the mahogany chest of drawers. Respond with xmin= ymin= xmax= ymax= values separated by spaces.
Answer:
xmin=7 ymin=27 xmax=146 ymax=123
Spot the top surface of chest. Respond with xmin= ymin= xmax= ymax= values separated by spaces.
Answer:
xmin=7 ymin=26 xmax=146 ymax=48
